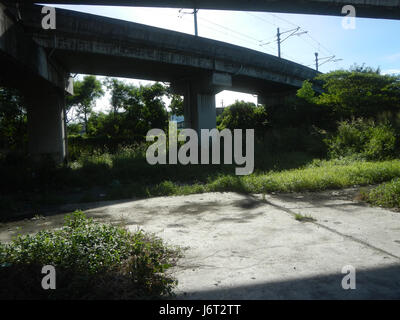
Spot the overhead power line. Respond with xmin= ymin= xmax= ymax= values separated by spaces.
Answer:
xmin=247 ymin=11 xmax=340 ymax=67
xmin=178 ymin=10 xmax=329 ymax=67
xmin=313 ymin=53 xmax=343 ymax=70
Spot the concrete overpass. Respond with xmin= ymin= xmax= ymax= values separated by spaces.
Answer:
xmin=22 ymin=0 xmax=400 ymax=20
xmin=1 ymin=3 xmax=319 ymax=162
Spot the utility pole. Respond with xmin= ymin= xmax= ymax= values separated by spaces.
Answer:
xmin=194 ymin=8 xmax=198 ymax=36
xmin=315 ymin=55 xmax=343 ymax=70
xmin=274 ymin=27 xmax=306 ymax=59
xmin=179 ymin=8 xmax=199 ymax=36
xmin=277 ymin=28 xmax=281 ymax=58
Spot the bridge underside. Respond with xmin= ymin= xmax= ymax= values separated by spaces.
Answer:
xmin=19 ymin=0 xmax=400 ymax=20
xmin=0 ymin=3 xmax=318 ymax=162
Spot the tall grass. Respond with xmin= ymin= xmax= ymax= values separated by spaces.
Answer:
xmin=3 ymin=142 xmax=400 ymax=217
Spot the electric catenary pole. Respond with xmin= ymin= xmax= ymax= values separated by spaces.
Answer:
xmin=266 ymin=27 xmax=307 ymax=58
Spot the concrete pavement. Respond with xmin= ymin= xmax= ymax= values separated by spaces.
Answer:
xmin=1 ymin=189 xmax=400 ymax=299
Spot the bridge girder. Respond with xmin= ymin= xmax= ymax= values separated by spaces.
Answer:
xmin=11 ymin=0 xmax=400 ymax=20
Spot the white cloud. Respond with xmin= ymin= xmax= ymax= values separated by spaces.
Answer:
xmin=382 ymin=69 xmax=400 ymax=75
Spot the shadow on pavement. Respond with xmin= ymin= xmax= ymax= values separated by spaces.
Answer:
xmin=176 ymin=264 xmax=400 ymax=300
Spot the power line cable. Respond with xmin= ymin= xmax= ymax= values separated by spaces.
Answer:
xmin=179 ymin=12 xmax=277 ymax=56
xmin=258 ymin=13 xmax=341 ymax=69
xmin=199 ymin=16 xmax=263 ymax=43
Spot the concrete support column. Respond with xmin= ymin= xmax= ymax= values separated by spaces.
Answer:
xmin=183 ymin=85 xmax=216 ymax=134
xmin=172 ymin=72 xmax=231 ymax=134
xmin=26 ymin=89 xmax=67 ymax=163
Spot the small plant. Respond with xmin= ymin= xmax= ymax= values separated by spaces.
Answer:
xmin=294 ymin=213 xmax=316 ymax=223
xmin=364 ymin=178 xmax=400 ymax=208
xmin=0 ymin=211 xmax=181 ymax=299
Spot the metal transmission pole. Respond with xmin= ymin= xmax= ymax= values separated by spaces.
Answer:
xmin=194 ymin=8 xmax=198 ymax=36
xmin=277 ymin=28 xmax=281 ymax=58
xmin=275 ymin=27 xmax=307 ymax=58
xmin=179 ymin=8 xmax=199 ymax=36
xmin=315 ymin=55 xmax=343 ymax=70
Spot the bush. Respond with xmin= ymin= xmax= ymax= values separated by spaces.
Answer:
xmin=365 ymin=178 xmax=400 ymax=208
xmin=217 ymin=100 xmax=267 ymax=132
xmin=365 ymin=125 xmax=397 ymax=160
xmin=324 ymin=119 xmax=397 ymax=160
xmin=261 ymin=126 xmax=326 ymax=156
xmin=0 ymin=211 xmax=180 ymax=299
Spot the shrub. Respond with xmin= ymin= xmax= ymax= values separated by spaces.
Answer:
xmin=364 ymin=125 xmax=397 ymax=160
xmin=365 ymin=178 xmax=400 ymax=208
xmin=0 ymin=211 xmax=180 ymax=299
xmin=324 ymin=118 xmax=397 ymax=160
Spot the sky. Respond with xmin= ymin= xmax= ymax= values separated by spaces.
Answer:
xmin=47 ymin=4 xmax=400 ymax=113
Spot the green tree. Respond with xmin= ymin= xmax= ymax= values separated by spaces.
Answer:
xmin=297 ymin=80 xmax=316 ymax=103
xmin=139 ymin=83 xmax=169 ymax=132
xmin=314 ymin=66 xmax=400 ymax=120
xmin=218 ymin=100 xmax=267 ymax=132
xmin=168 ymin=94 xmax=184 ymax=116
xmin=88 ymin=82 xmax=169 ymax=139
xmin=67 ymin=76 xmax=104 ymax=134
xmin=0 ymin=87 xmax=27 ymax=150
xmin=103 ymin=78 xmax=135 ymax=115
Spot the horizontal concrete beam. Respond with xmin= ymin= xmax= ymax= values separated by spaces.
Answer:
xmin=18 ymin=6 xmax=318 ymax=95
xmin=171 ymin=72 xmax=232 ymax=95
xmin=0 ymin=3 xmax=72 ymax=93
xmin=14 ymin=0 xmax=400 ymax=20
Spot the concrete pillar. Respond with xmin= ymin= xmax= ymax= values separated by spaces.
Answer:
xmin=26 ymin=89 xmax=67 ymax=163
xmin=172 ymin=72 xmax=231 ymax=134
xmin=183 ymin=86 xmax=216 ymax=134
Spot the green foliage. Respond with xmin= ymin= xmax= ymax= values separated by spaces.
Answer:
xmin=103 ymin=78 xmax=135 ymax=115
xmin=296 ymin=80 xmax=316 ymax=103
xmin=73 ymin=154 xmax=400 ymax=195
xmin=0 ymin=87 xmax=27 ymax=150
xmin=261 ymin=126 xmax=327 ymax=156
xmin=67 ymin=135 xmax=145 ymax=161
xmin=315 ymin=66 xmax=400 ymax=119
xmin=365 ymin=178 xmax=400 ymax=208
xmin=217 ymin=100 xmax=267 ymax=132
xmin=66 ymin=123 xmax=83 ymax=136
xmin=81 ymin=80 xmax=169 ymax=139
xmin=0 ymin=211 xmax=180 ymax=299
xmin=198 ymin=159 xmax=400 ymax=194
xmin=66 ymin=76 xmax=104 ymax=133
xmin=324 ymin=119 xmax=397 ymax=160
xmin=294 ymin=213 xmax=316 ymax=223
xmin=168 ymin=94 xmax=184 ymax=116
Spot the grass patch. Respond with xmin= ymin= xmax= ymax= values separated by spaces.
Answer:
xmin=364 ymin=178 xmax=400 ymax=208
xmin=3 ymin=146 xmax=400 ymax=218
xmin=294 ymin=213 xmax=316 ymax=223
xmin=144 ymin=158 xmax=400 ymax=197
xmin=0 ymin=211 xmax=181 ymax=299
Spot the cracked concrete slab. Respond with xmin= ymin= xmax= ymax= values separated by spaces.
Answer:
xmin=0 ymin=190 xmax=399 ymax=299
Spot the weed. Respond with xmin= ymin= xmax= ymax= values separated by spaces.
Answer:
xmin=294 ymin=213 xmax=316 ymax=222
xmin=0 ymin=211 xmax=181 ymax=299
xmin=364 ymin=178 xmax=400 ymax=208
